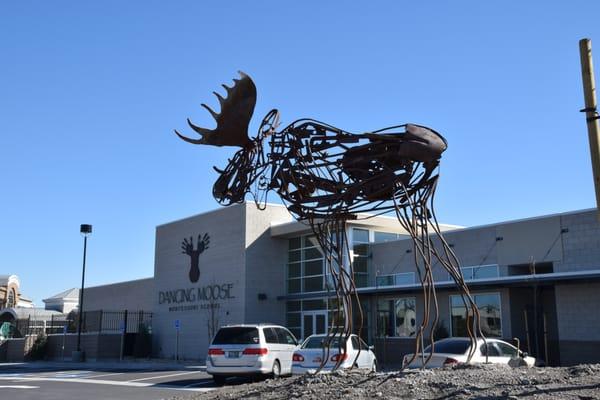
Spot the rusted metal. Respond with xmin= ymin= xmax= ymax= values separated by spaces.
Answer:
xmin=175 ymin=72 xmax=483 ymax=370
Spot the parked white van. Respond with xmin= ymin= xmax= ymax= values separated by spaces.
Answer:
xmin=206 ymin=324 xmax=299 ymax=385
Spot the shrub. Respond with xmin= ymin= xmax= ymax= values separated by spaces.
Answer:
xmin=27 ymin=334 xmax=48 ymax=360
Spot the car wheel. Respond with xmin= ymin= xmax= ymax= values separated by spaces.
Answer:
xmin=371 ymin=360 xmax=377 ymax=373
xmin=272 ymin=360 xmax=281 ymax=379
xmin=213 ymin=375 xmax=226 ymax=386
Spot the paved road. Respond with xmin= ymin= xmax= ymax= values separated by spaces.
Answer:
xmin=0 ymin=362 xmax=234 ymax=400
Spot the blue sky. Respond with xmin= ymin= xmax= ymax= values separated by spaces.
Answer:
xmin=1 ymin=1 xmax=599 ymax=304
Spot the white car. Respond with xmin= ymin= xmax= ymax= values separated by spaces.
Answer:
xmin=291 ymin=334 xmax=377 ymax=374
xmin=403 ymin=337 xmax=537 ymax=368
xmin=206 ymin=324 xmax=299 ymax=385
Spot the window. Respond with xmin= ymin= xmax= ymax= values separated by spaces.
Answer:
xmin=212 ymin=327 xmax=259 ymax=345
xmin=450 ymin=293 xmax=502 ymax=337
xmin=424 ymin=338 xmax=471 ymax=354
xmin=287 ymin=235 xmax=325 ymax=294
xmin=264 ymin=327 xmax=279 ymax=344
xmin=276 ymin=328 xmax=297 ymax=345
xmin=496 ymin=341 xmax=518 ymax=357
xmin=376 ymin=297 xmax=416 ymax=337
xmin=459 ymin=265 xmax=499 ymax=280
xmin=7 ymin=289 xmax=15 ymax=308
xmin=376 ymin=272 xmax=415 ymax=287
xmin=374 ymin=231 xmax=400 ymax=243
xmin=352 ymin=228 xmax=370 ymax=288
xmin=480 ymin=342 xmax=500 ymax=357
xmin=286 ymin=299 xmax=330 ymax=340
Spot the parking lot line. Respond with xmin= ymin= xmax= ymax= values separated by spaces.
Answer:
xmin=85 ymin=372 xmax=125 ymax=379
xmin=183 ymin=380 xmax=213 ymax=388
xmin=0 ymin=385 xmax=40 ymax=389
xmin=0 ymin=376 xmax=215 ymax=392
xmin=128 ymin=370 xmax=201 ymax=382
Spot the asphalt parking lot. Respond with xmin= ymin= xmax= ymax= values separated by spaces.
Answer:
xmin=0 ymin=361 xmax=231 ymax=400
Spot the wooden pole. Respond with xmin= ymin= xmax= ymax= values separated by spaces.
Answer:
xmin=579 ymin=38 xmax=600 ymax=217
xmin=523 ymin=309 xmax=531 ymax=354
xmin=543 ymin=313 xmax=549 ymax=365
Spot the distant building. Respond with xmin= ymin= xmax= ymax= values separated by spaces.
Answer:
xmin=0 ymin=282 xmax=77 ymax=338
xmin=42 ymin=288 xmax=79 ymax=314
xmin=0 ymin=274 xmax=34 ymax=309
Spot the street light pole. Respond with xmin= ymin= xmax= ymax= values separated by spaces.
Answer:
xmin=74 ymin=224 xmax=92 ymax=361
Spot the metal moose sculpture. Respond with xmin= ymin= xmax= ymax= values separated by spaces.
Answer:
xmin=175 ymin=72 xmax=482 ymax=370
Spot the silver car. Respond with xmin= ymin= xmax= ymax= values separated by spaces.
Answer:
xmin=403 ymin=337 xmax=537 ymax=368
xmin=291 ymin=334 xmax=377 ymax=374
xmin=206 ymin=324 xmax=299 ymax=385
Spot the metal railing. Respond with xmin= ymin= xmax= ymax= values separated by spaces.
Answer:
xmin=7 ymin=310 xmax=152 ymax=338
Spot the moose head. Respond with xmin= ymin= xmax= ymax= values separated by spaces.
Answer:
xmin=175 ymin=72 xmax=275 ymax=207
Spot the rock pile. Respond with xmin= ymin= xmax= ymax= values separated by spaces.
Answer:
xmin=177 ymin=364 xmax=600 ymax=400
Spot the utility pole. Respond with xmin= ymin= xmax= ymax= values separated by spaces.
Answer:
xmin=579 ymin=38 xmax=600 ymax=218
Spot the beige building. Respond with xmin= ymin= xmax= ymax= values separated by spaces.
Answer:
xmin=78 ymin=203 xmax=600 ymax=366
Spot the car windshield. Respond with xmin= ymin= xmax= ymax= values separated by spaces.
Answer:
xmin=212 ymin=327 xmax=259 ymax=345
xmin=302 ymin=336 xmax=343 ymax=349
xmin=423 ymin=339 xmax=471 ymax=354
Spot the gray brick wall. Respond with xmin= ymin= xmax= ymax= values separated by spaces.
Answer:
xmin=83 ymin=278 xmax=154 ymax=312
xmin=555 ymin=283 xmax=600 ymax=341
xmin=243 ymin=203 xmax=292 ymax=325
xmin=152 ymin=204 xmax=247 ymax=360
xmin=556 ymin=210 xmax=600 ymax=272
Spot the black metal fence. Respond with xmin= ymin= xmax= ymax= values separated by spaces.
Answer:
xmin=11 ymin=310 xmax=152 ymax=337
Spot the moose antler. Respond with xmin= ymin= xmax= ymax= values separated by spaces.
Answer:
xmin=175 ymin=71 xmax=256 ymax=147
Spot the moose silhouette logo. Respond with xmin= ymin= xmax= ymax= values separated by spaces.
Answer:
xmin=181 ymin=233 xmax=210 ymax=283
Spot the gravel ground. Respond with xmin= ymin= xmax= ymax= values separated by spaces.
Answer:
xmin=176 ymin=364 xmax=600 ymax=400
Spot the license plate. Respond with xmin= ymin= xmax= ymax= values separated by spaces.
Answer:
xmin=228 ymin=351 xmax=240 ymax=358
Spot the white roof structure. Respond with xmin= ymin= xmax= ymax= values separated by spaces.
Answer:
xmin=0 ymin=274 xmax=20 ymax=287
xmin=42 ymin=288 xmax=79 ymax=314
xmin=0 ymin=307 xmax=63 ymax=321
xmin=43 ymin=288 xmax=80 ymax=302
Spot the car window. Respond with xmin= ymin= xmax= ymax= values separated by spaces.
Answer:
xmin=264 ymin=327 xmax=279 ymax=344
xmin=276 ymin=328 xmax=297 ymax=345
xmin=302 ymin=336 xmax=343 ymax=349
xmin=424 ymin=339 xmax=471 ymax=354
xmin=359 ymin=338 xmax=369 ymax=350
xmin=480 ymin=343 xmax=501 ymax=357
xmin=496 ymin=342 xmax=518 ymax=357
xmin=212 ymin=327 xmax=259 ymax=345
xmin=351 ymin=336 xmax=359 ymax=350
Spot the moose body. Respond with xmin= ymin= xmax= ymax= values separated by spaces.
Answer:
xmin=175 ymin=72 xmax=483 ymax=370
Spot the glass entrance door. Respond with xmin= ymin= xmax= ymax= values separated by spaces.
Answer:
xmin=302 ymin=311 xmax=328 ymax=339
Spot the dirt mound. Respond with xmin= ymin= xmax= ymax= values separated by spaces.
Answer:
xmin=177 ymin=364 xmax=600 ymax=399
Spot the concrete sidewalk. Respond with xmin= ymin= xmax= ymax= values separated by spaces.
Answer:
xmin=0 ymin=359 xmax=206 ymax=371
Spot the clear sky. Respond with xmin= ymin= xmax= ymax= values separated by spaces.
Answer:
xmin=1 ymin=1 xmax=599 ymax=305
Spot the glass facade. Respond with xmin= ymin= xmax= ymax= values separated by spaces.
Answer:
xmin=376 ymin=297 xmax=416 ymax=337
xmin=460 ymin=265 xmax=499 ymax=280
xmin=373 ymin=231 xmax=403 ymax=242
xmin=376 ymin=272 xmax=415 ymax=287
xmin=352 ymin=228 xmax=370 ymax=288
xmin=285 ymin=298 xmax=341 ymax=340
xmin=450 ymin=293 xmax=502 ymax=337
xmin=287 ymin=235 xmax=325 ymax=294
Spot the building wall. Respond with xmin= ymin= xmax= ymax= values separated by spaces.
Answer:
xmin=0 ymin=282 xmax=20 ymax=309
xmin=371 ymin=209 xmax=600 ymax=282
xmin=557 ymin=210 xmax=600 ymax=272
xmin=555 ymin=282 xmax=600 ymax=365
xmin=82 ymin=278 xmax=154 ymax=312
xmin=152 ymin=204 xmax=247 ymax=360
xmin=243 ymin=204 xmax=292 ymax=325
